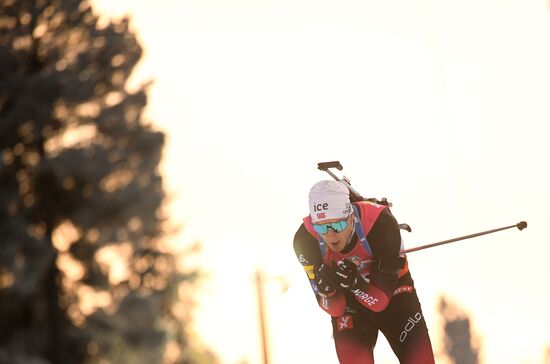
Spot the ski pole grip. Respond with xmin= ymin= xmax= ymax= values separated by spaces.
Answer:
xmin=517 ymin=221 xmax=527 ymax=230
xmin=318 ymin=161 xmax=343 ymax=171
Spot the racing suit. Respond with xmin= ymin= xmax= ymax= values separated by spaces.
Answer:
xmin=293 ymin=201 xmax=435 ymax=363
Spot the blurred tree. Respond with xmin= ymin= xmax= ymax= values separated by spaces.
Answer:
xmin=438 ymin=296 xmax=480 ymax=364
xmin=0 ymin=1 xmax=215 ymax=363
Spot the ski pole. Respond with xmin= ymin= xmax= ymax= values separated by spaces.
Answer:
xmin=401 ymin=221 xmax=527 ymax=254
xmin=316 ymin=162 xmax=528 ymax=259
xmin=358 ymin=221 xmax=527 ymax=265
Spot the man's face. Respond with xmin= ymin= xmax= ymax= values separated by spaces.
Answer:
xmin=314 ymin=214 xmax=354 ymax=253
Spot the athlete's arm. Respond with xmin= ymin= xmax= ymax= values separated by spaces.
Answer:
xmin=335 ymin=207 xmax=404 ymax=312
xmin=365 ymin=208 xmax=404 ymax=304
xmin=293 ymin=224 xmax=346 ymax=317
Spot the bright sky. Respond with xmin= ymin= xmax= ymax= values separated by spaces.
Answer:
xmin=93 ymin=1 xmax=550 ymax=363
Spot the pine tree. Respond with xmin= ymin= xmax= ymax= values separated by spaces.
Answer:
xmin=0 ymin=1 xmax=214 ymax=363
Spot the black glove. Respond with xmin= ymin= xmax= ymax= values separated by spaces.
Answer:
xmin=315 ymin=264 xmax=339 ymax=298
xmin=335 ymin=258 xmax=359 ymax=289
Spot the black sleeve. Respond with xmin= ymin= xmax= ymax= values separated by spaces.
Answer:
xmin=294 ymin=224 xmax=348 ymax=316
xmin=367 ymin=208 xmax=404 ymax=296
xmin=293 ymin=224 xmax=323 ymax=270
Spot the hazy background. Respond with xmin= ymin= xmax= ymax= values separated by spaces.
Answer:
xmin=90 ymin=1 xmax=550 ymax=363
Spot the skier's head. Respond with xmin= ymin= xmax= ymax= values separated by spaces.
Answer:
xmin=308 ymin=180 xmax=354 ymax=252
xmin=308 ymin=180 xmax=351 ymax=223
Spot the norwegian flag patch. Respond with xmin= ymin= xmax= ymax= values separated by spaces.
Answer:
xmin=317 ymin=213 xmax=326 ymax=219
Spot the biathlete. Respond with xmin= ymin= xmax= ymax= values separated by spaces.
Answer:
xmin=293 ymin=180 xmax=435 ymax=363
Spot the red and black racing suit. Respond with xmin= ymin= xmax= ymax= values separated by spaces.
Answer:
xmin=293 ymin=201 xmax=435 ymax=363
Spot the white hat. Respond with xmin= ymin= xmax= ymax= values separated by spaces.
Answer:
xmin=308 ymin=180 xmax=351 ymax=223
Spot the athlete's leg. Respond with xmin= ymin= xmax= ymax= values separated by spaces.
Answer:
xmin=331 ymin=314 xmax=377 ymax=364
xmin=379 ymin=290 xmax=435 ymax=364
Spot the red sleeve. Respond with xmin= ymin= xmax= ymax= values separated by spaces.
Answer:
xmin=317 ymin=291 xmax=346 ymax=317
xmin=349 ymin=279 xmax=390 ymax=313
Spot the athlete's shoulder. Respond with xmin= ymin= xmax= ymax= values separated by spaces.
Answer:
xmin=294 ymin=223 xmax=315 ymax=250
xmin=293 ymin=223 xmax=322 ymax=264
xmin=368 ymin=208 xmax=401 ymax=256
xmin=372 ymin=207 xmax=399 ymax=230
xmin=353 ymin=200 xmax=388 ymax=213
